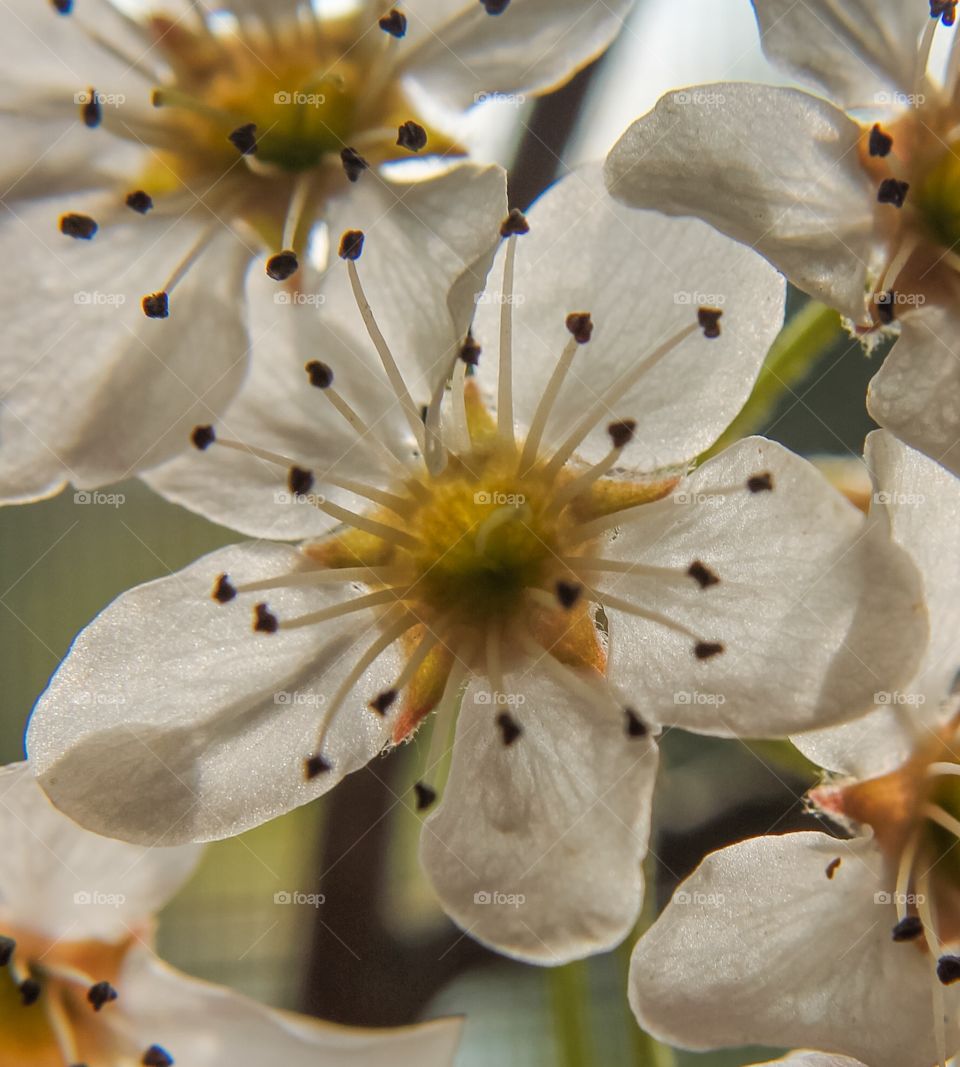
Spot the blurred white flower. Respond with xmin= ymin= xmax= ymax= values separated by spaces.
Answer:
xmin=0 ymin=0 xmax=633 ymax=501
xmin=605 ymin=0 xmax=960 ymax=476
xmin=0 ymin=760 xmax=463 ymax=1066
xmin=628 ymin=431 xmax=960 ymax=1067
xmin=27 ymin=168 xmax=928 ymax=966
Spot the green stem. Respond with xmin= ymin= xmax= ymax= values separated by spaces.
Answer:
xmin=702 ymin=300 xmax=842 ymax=460
xmin=548 ymin=961 xmax=592 ymax=1067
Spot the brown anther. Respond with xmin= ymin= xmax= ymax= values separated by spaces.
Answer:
xmin=747 ymin=472 xmax=774 ymax=493
xmin=19 ymin=978 xmax=41 ymax=1006
xmin=607 ymin=419 xmax=636 ymax=449
xmin=59 ymin=212 xmax=98 ymax=240
xmin=253 ymin=603 xmax=279 ymax=634
xmin=414 ymin=781 xmax=437 ymax=811
xmin=825 ymin=857 xmax=841 ymax=879
xmin=460 ymin=333 xmax=482 ymax=366
xmin=228 ymin=123 xmax=258 ymax=155
xmin=875 ymin=290 xmax=896 ymax=324
xmin=624 ymin=707 xmax=648 ymax=738
xmin=0 ymin=937 xmax=14 ymax=966
xmin=81 ymin=88 xmax=101 ymax=128
xmin=565 ymin=312 xmax=593 ymax=343
xmin=869 ymin=124 xmax=893 ymax=158
xmin=212 ymin=574 xmax=236 ymax=604
xmin=287 ymin=466 xmax=314 ymax=497
xmin=87 ymin=981 xmax=117 ymax=1011
xmin=687 ymin=560 xmax=719 ymax=588
xmin=125 ymin=190 xmax=153 ymax=214
xmin=340 ymin=147 xmax=369 ymax=183
xmin=266 ymin=250 xmax=299 ymax=281
xmin=496 ymin=711 xmax=522 ymax=746
xmin=397 ymin=120 xmax=428 ymax=152
xmin=500 ymin=208 xmax=529 ymax=237
xmin=369 ymin=690 xmax=397 ymax=715
xmin=937 ymin=955 xmax=960 ymax=984
xmin=52 ymin=0 xmax=73 ymax=12
xmin=877 ymin=178 xmax=909 ymax=208
xmin=694 ymin=641 xmax=724 ymax=660
xmin=142 ymin=1046 xmax=174 ymax=1067
xmin=555 ymin=580 xmax=582 ymax=609
xmin=339 ymin=230 xmax=365 ymax=260
xmin=142 ymin=291 xmax=169 ymax=319
xmin=305 ymin=361 xmax=334 ymax=389
xmin=892 ymin=915 xmax=924 ymax=942
xmin=304 ymin=753 xmax=331 ymax=779
xmin=481 ymin=0 xmax=511 ymax=11
xmin=378 ymin=9 xmax=407 ymax=36
xmin=932 ymin=1 xmax=957 ymax=27
xmin=697 ymin=306 xmax=723 ymax=338
xmin=191 ymin=424 xmax=215 ymax=451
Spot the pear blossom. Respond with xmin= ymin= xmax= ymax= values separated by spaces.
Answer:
xmin=0 ymin=760 xmax=464 ymax=1066
xmin=628 ymin=431 xmax=960 ymax=1067
xmin=0 ymin=0 xmax=632 ymax=502
xmin=604 ymin=0 xmax=960 ymax=476
xmin=26 ymin=167 xmax=928 ymax=966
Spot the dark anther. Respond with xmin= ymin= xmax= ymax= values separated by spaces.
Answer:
xmin=0 ymin=937 xmax=15 ymax=966
xmin=694 ymin=641 xmax=724 ymax=660
xmin=81 ymin=88 xmax=101 ymax=128
xmin=266 ymin=250 xmax=299 ymax=281
xmin=305 ymin=360 xmax=334 ymax=389
xmin=253 ymin=603 xmax=279 ymax=634
xmin=481 ymin=0 xmax=511 ymax=12
xmin=932 ymin=1 xmax=957 ymax=27
xmin=419 ymin=403 xmax=429 ymax=424
xmin=875 ymin=290 xmax=896 ymax=324
xmin=341 ymin=147 xmax=369 ymax=182
xmin=868 ymin=124 xmax=893 ymax=158
xmin=305 ymin=753 xmax=331 ymax=779
xmin=747 ymin=471 xmax=774 ymax=493
xmin=379 ymin=8 xmax=407 ymax=36
xmin=369 ymin=690 xmax=397 ymax=715
xmin=496 ymin=711 xmax=522 ymax=746
xmin=937 ymin=954 xmax=960 ymax=984
xmin=877 ymin=178 xmax=909 ymax=208
xmin=413 ymin=781 xmax=437 ymax=811
xmin=892 ymin=915 xmax=924 ymax=942
xmin=624 ymin=707 xmax=648 ymax=738
xmin=460 ymin=333 xmax=482 ymax=366
xmin=500 ymin=208 xmax=529 ymax=237
xmin=191 ymin=425 xmax=216 ymax=451
xmin=52 ymin=0 xmax=73 ymax=12
xmin=212 ymin=574 xmax=236 ymax=604
xmin=88 ymin=981 xmax=118 ymax=1011
xmin=228 ymin=123 xmax=258 ymax=155
xmin=19 ymin=978 xmax=41 ymax=1006
xmin=687 ymin=560 xmax=720 ymax=588
xmin=59 ymin=213 xmax=98 ymax=240
xmin=339 ymin=229 xmax=365 ymax=260
xmin=142 ymin=1046 xmax=174 ymax=1067
xmin=825 ymin=857 xmax=841 ymax=879
xmin=697 ymin=306 xmax=723 ymax=338
xmin=555 ymin=580 xmax=582 ymax=609
xmin=142 ymin=291 xmax=169 ymax=319
xmin=607 ymin=419 xmax=636 ymax=449
xmin=288 ymin=466 xmax=314 ymax=497
xmin=125 ymin=190 xmax=153 ymax=214
xmin=397 ymin=120 xmax=428 ymax=152
xmin=565 ymin=312 xmax=593 ymax=343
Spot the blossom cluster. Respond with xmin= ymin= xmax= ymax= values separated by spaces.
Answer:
xmin=1 ymin=1 xmax=959 ymax=1066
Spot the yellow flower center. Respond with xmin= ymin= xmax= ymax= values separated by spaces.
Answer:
xmin=913 ymin=139 xmax=960 ymax=251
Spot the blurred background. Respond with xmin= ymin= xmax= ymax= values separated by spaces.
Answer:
xmin=1 ymin=0 xmax=885 ymax=1062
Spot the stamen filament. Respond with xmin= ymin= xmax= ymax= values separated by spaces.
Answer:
xmin=449 ymin=358 xmax=471 ymax=455
xmin=519 ymin=336 xmax=579 ymax=472
xmin=546 ymin=445 xmax=625 ymax=513
xmin=421 ymin=647 xmax=474 ymax=786
xmin=916 ymin=869 xmax=947 ymax=1067
xmin=515 ymin=625 xmax=618 ymax=719
xmin=281 ymin=587 xmax=411 ymax=631
xmin=282 ymin=172 xmax=314 ymax=253
xmin=928 ymin=761 xmax=960 ymax=779
xmin=161 ymin=216 xmax=226 ymax=296
xmin=235 ymin=565 xmax=403 ymax=593
xmin=346 ymin=259 xmax=426 ymax=453
xmin=390 ymin=624 xmax=444 ymax=695
xmin=44 ymin=985 xmax=82 ymax=1066
xmin=585 ymin=587 xmax=702 ymax=643
xmin=486 ymin=621 xmax=505 ymax=701
xmin=497 ymin=236 xmax=518 ymax=449
xmin=895 ymin=830 xmax=921 ymax=922
xmin=915 ymin=17 xmax=939 ymax=101
xmin=544 ymin=322 xmax=698 ymax=479
xmin=923 ymin=803 xmax=960 ymax=840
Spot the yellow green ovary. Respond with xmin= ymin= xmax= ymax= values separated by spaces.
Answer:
xmin=915 ymin=140 xmax=960 ymax=250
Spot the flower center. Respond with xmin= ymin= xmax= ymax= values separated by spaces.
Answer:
xmin=912 ymin=139 xmax=960 ymax=251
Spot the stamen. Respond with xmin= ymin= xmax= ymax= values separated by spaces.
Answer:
xmin=543 ymin=321 xmax=699 ymax=480
xmin=895 ymin=830 xmax=921 ymax=922
xmin=19 ymin=978 xmax=40 ymax=1006
xmin=266 ymin=251 xmax=299 ymax=281
xmin=497 ymin=232 xmax=521 ymax=449
xmin=869 ymin=124 xmax=894 ymax=157
xmin=397 ymin=120 xmax=427 ymax=152
xmin=485 ymin=621 xmax=505 ymax=702
xmin=87 ymin=980 xmax=118 ymax=1011
xmin=625 ymin=707 xmax=648 ymax=737
xmin=344 ymin=246 xmax=426 ymax=452
xmin=142 ymin=292 xmax=168 ymax=319
xmin=234 ymin=566 xmax=402 ymax=595
xmin=496 ymin=710 xmax=522 ymax=745
xmin=877 ymin=178 xmax=910 ymax=208
xmin=917 ymin=13 xmax=940 ymax=99
xmin=378 ymin=624 xmax=444 ymax=709
xmin=339 ymin=229 xmax=364 ymax=260
xmin=0 ymin=936 xmax=14 ymax=966
xmin=449 ymin=357 xmax=472 ymax=455
xmin=59 ymin=213 xmax=98 ymax=240
xmin=305 ymin=753 xmax=331 ymax=779
xmin=277 ymin=172 xmax=313 ymax=269
xmin=227 ymin=122 xmax=258 ymax=155
xmin=564 ymin=556 xmax=723 ymax=590
xmin=379 ymin=9 xmax=407 ymax=36
xmin=916 ymin=870 xmax=948 ymax=1067
xmin=893 ymin=915 xmax=925 ymax=941
xmin=747 ymin=472 xmax=774 ymax=493
xmin=143 ymin=216 xmax=227 ymax=317
xmin=369 ymin=690 xmax=397 ymax=715
xmin=519 ymin=314 xmax=592 ymax=472
xmin=125 ymin=190 xmax=153 ymax=214
xmin=142 ymin=1046 xmax=174 ymax=1067
xmin=422 ymin=352 xmax=458 ymax=476
xmin=45 ymin=985 xmax=82 ymax=1066
xmin=460 ymin=333 xmax=482 ymax=366
xmin=419 ymin=649 xmax=474 ymax=788
xmin=555 ymin=580 xmax=582 ymax=609
xmin=697 ymin=307 xmax=723 ymax=338
xmin=254 ymin=603 xmax=279 ymax=633
xmin=927 ymin=761 xmax=960 ymax=779
xmin=212 ymin=574 xmax=237 ymax=603
xmin=587 ymin=588 xmax=721 ymax=656
xmin=937 ymin=956 xmax=960 ymax=984
xmin=413 ymin=781 xmax=437 ymax=810
xmin=546 ymin=419 xmax=636 ymax=512
xmin=481 ymin=0 xmax=512 ymax=14
xmin=341 ymin=147 xmax=369 ymax=183
xmin=687 ymin=560 xmax=720 ymax=588
xmin=278 ymin=587 xmax=411 ymax=631
xmin=80 ymin=87 xmax=101 ymax=128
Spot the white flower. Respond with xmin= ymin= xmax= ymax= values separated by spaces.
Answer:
xmin=0 ymin=0 xmax=632 ymax=502
xmin=628 ymin=430 xmax=960 ymax=1067
xmin=0 ymin=760 xmax=463 ymax=1066
xmin=604 ymin=0 xmax=960 ymax=475
xmin=26 ymin=167 xmax=928 ymax=966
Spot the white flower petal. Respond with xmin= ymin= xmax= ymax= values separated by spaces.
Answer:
xmin=27 ymin=543 xmax=399 ymax=845
xmin=794 ymin=430 xmax=960 ymax=778
xmin=753 ymin=0 xmax=929 ymax=110
xmin=0 ymin=200 xmax=251 ymax=501
xmin=117 ymin=946 xmax=463 ymax=1066
xmin=600 ymin=437 xmax=928 ymax=737
xmin=604 ymin=85 xmax=875 ymax=323
xmin=401 ymin=0 xmax=633 ymax=111
xmin=749 ymin=1055 xmax=867 ymax=1067
xmin=867 ymin=304 xmax=960 ymax=477
xmin=473 ymin=166 xmax=785 ymax=468
xmin=0 ymin=762 xmax=200 ymax=942
xmin=420 ymin=661 xmax=658 ymax=964
xmin=629 ymin=832 xmax=949 ymax=1067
